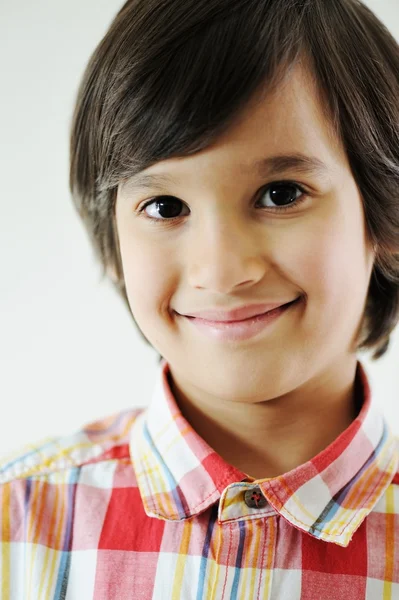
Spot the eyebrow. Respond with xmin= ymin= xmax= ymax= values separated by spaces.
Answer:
xmin=122 ymin=153 xmax=329 ymax=193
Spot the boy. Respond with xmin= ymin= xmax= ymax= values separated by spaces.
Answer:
xmin=1 ymin=0 xmax=399 ymax=597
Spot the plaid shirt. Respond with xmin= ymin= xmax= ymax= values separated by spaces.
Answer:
xmin=1 ymin=359 xmax=398 ymax=599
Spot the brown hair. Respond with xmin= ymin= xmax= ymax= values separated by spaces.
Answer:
xmin=69 ymin=0 xmax=399 ymax=364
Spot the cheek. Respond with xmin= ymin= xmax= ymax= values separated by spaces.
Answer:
xmin=120 ymin=237 xmax=175 ymax=316
xmin=294 ymin=212 xmax=367 ymax=308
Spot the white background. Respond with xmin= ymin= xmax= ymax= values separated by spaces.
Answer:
xmin=0 ymin=0 xmax=398 ymax=458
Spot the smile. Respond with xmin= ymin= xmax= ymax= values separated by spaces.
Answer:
xmin=181 ymin=297 xmax=301 ymax=342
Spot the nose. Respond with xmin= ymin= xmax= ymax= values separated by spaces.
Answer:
xmin=186 ymin=217 xmax=266 ymax=294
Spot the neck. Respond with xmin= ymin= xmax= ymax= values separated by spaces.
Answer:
xmin=168 ymin=356 xmax=361 ymax=480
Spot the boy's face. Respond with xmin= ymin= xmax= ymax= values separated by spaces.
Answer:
xmin=115 ymin=63 xmax=375 ymax=403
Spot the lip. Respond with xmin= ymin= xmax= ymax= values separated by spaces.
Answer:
xmin=181 ymin=297 xmax=301 ymax=342
xmin=181 ymin=299 xmax=300 ymax=322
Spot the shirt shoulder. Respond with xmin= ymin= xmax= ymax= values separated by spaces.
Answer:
xmin=0 ymin=407 xmax=146 ymax=485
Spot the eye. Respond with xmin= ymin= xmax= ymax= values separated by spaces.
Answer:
xmin=257 ymin=182 xmax=307 ymax=211
xmin=137 ymin=181 xmax=308 ymax=224
xmin=139 ymin=196 xmax=189 ymax=222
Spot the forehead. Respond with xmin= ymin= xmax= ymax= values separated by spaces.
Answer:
xmin=120 ymin=62 xmax=346 ymax=193
xmin=222 ymin=61 xmax=342 ymax=164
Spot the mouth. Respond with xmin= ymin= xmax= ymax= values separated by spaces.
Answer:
xmin=179 ymin=296 xmax=302 ymax=343
xmin=186 ymin=297 xmax=302 ymax=324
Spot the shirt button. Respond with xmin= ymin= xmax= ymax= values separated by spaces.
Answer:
xmin=244 ymin=486 xmax=267 ymax=508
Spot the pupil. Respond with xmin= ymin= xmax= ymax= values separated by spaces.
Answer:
xmin=270 ymin=185 xmax=296 ymax=206
xmin=157 ymin=197 xmax=180 ymax=218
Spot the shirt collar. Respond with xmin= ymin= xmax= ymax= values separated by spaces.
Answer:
xmin=129 ymin=359 xmax=398 ymax=547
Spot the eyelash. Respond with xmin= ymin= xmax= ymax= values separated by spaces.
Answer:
xmin=137 ymin=181 xmax=309 ymax=225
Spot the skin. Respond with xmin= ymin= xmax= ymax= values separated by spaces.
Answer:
xmin=115 ymin=62 xmax=376 ymax=480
